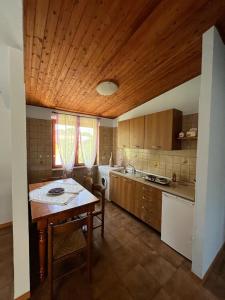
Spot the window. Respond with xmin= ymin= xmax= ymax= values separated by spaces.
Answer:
xmin=52 ymin=116 xmax=98 ymax=168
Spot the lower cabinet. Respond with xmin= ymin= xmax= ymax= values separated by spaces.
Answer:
xmin=110 ymin=173 xmax=162 ymax=232
xmin=137 ymin=183 xmax=162 ymax=232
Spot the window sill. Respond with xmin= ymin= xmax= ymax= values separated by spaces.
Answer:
xmin=52 ymin=165 xmax=98 ymax=171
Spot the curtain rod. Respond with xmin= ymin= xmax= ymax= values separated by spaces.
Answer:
xmin=52 ymin=111 xmax=101 ymax=120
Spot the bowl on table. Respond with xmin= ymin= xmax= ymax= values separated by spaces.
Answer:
xmin=47 ymin=188 xmax=65 ymax=196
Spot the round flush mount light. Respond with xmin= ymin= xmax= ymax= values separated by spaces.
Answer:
xmin=96 ymin=81 xmax=119 ymax=96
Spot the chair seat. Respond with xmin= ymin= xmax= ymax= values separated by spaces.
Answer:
xmin=53 ymin=229 xmax=87 ymax=260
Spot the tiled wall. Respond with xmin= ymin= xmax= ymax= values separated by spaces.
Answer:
xmin=114 ymin=113 xmax=198 ymax=183
xmin=27 ymin=118 xmax=52 ymax=182
xmin=117 ymin=148 xmax=196 ymax=183
xmin=98 ymin=126 xmax=113 ymax=165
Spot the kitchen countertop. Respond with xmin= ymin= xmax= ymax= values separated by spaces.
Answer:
xmin=110 ymin=170 xmax=195 ymax=202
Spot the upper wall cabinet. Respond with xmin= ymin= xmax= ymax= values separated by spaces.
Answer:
xmin=118 ymin=119 xmax=130 ymax=148
xmin=129 ymin=116 xmax=145 ymax=149
xmin=144 ymin=109 xmax=182 ymax=150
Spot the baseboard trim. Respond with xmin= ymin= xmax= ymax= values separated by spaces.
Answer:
xmin=202 ymin=241 xmax=225 ymax=283
xmin=15 ymin=291 xmax=30 ymax=300
xmin=0 ymin=221 xmax=12 ymax=229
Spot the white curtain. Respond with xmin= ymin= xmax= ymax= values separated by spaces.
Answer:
xmin=79 ymin=117 xmax=99 ymax=168
xmin=56 ymin=114 xmax=77 ymax=174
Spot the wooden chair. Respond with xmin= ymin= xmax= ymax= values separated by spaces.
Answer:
xmin=48 ymin=217 xmax=92 ymax=300
xmin=83 ymin=175 xmax=106 ymax=237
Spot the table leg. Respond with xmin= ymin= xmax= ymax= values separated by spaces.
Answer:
xmin=87 ymin=212 xmax=93 ymax=282
xmin=38 ymin=222 xmax=47 ymax=282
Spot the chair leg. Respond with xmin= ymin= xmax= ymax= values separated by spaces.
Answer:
xmin=48 ymin=267 xmax=53 ymax=300
xmin=48 ymin=225 xmax=53 ymax=300
xmin=101 ymin=211 xmax=105 ymax=238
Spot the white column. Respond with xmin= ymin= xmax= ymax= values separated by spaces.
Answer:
xmin=192 ymin=26 xmax=225 ymax=278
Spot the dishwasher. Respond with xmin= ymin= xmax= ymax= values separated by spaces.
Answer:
xmin=161 ymin=192 xmax=194 ymax=260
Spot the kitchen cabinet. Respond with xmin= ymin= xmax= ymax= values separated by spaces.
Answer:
xmin=139 ymin=183 xmax=162 ymax=232
xmin=129 ymin=116 xmax=145 ymax=148
xmin=118 ymin=120 xmax=130 ymax=148
xmin=110 ymin=173 xmax=162 ymax=232
xmin=144 ymin=109 xmax=182 ymax=150
xmin=120 ymin=177 xmax=135 ymax=211
xmin=110 ymin=174 xmax=135 ymax=211
xmin=109 ymin=173 xmax=121 ymax=205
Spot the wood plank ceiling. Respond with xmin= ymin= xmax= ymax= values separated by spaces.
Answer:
xmin=24 ymin=0 xmax=225 ymax=118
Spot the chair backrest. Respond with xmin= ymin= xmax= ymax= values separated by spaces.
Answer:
xmin=48 ymin=217 xmax=88 ymax=263
xmin=48 ymin=217 xmax=88 ymax=236
xmin=83 ymin=175 xmax=94 ymax=192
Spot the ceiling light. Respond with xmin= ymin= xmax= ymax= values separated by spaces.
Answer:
xmin=96 ymin=81 xmax=118 ymax=96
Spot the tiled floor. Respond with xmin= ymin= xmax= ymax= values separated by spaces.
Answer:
xmin=2 ymin=202 xmax=225 ymax=299
xmin=0 ymin=226 xmax=13 ymax=300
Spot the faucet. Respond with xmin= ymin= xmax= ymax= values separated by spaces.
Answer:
xmin=127 ymin=163 xmax=136 ymax=174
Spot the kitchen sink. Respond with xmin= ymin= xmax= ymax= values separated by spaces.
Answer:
xmin=114 ymin=169 xmax=142 ymax=178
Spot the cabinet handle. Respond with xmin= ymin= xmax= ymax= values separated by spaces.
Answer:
xmin=135 ymin=145 xmax=140 ymax=148
xmin=151 ymin=145 xmax=161 ymax=150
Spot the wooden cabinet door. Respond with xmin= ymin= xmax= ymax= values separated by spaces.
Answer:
xmin=129 ymin=116 xmax=145 ymax=149
xmin=121 ymin=177 xmax=135 ymax=211
xmin=158 ymin=110 xmax=173 ymax=150
xmin=110 ymin=173 xmax=121 ymax=204
xmin=118 ymin=120 xmax=130 ymax=148
xmin=133 ymin=182 xmax=144 ymax=218
xmin=144 ymin=109 xmax=182 ymax=150
xmin=144 ymin=113 xmax=160 ymax=150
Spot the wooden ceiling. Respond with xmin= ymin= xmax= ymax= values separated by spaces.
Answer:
xmin=24 ymin=0 xmax=225 ymax=118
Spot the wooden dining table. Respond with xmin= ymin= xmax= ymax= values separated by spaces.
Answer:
xmin=29 ymin=178 xmax=99 ymax=282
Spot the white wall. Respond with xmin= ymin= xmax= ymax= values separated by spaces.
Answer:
xmin=11 ymin=47 xmax=30 ymax=299
xmin=116 ymin=76 xmax=200 ymax=123
xmin=26 ymin=105 xmax=114 ymax=127
xmin=192 ymin=27 xmax=225 ymax=278
xmin=0 ymin=0 xmax=30 ymax=298
xmin=0 ymin=47 xmax=11 ymax=224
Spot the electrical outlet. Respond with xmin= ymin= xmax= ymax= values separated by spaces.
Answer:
xmin=154 ymin=161 xmax=159 ymax=167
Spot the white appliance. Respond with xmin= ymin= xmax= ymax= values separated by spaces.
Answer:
xmin=98 ymin=165 xmax=123 ymax=201
xmin=161 ymin=192 xmax=194 ymax=260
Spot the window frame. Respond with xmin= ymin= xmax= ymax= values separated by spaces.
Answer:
xmin=52 ymin=119 xmax=84 ymax=169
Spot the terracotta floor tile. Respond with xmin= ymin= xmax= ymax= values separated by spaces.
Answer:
xmin=110 ymin=246 xmax=139 ymax=278
xmin=157 ymin=242 xmax=184 ymax=268
xmin=97 ymin=284 xmax=133 ymax=300
xmin=0 ymin=257 xmax=13 ymax=289
xmin=122 ymin=264 xmax=160 ymax=300
xmin=153 ymin=288 xmax=173 ymax=300
xmin=204 ymin=271 xmax=225 ymax=299
xmin=142 ymin=255 xmax=176 ymax=285
xmin=212 ymin=250 xmax=225 ymax=281
xmin=0 ymin=284 xmax=13 ymax=300
xmin=164 ymin=268 xmax=217 ymax=300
